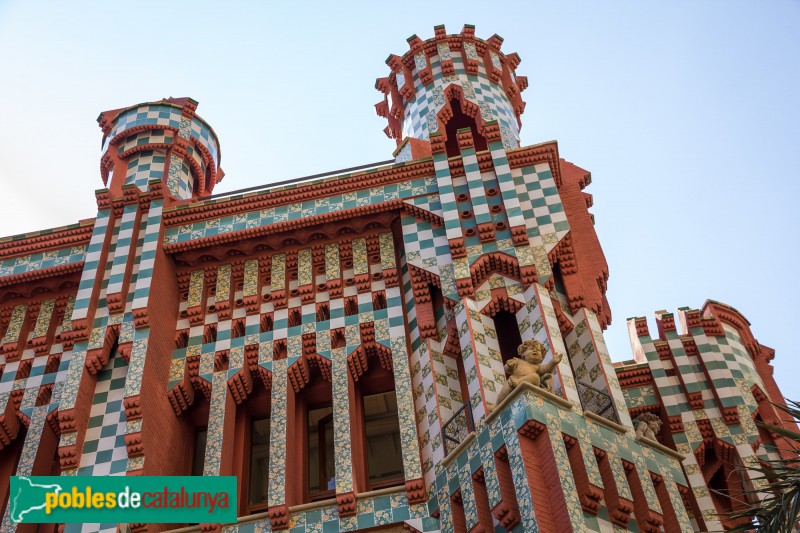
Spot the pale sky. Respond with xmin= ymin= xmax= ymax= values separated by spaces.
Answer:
xmin=0 ymin=1 xmax=798 ymax=398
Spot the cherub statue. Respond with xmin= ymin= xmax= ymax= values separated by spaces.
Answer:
xmin=634 ymin=413 xmax=662 ymax=441
xmin=488 ymin=340 xmax=563 ymax=412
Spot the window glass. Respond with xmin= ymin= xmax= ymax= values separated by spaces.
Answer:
xmin=363 ymin=391 xmax=404 ymax=486
xmin=249 ymin=417 xmax=271 ymax=505
xmin=191 ymin=428 xmax=207 ymax=476
xmin=307 ymin=405 xmax=334 ymax=497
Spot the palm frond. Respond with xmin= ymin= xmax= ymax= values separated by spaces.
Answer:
xmin=722 ymin=398 xmax=800 ymax=532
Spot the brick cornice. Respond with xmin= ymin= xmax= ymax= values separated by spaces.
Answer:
xmin=615 ymin=364 xmax=654 ymax=389
xmin=0 ymin=262 xmax=85 ymax=288
xmin=160 ymin=142 xmax=559 ymax=230
xmin=163 ymin=201 xmax=403 ymax=254
xmin=0 ymin=222 xmax=94 ymax=259
xmin=506 ymin=141 xmax=562 ymax=188
xmin=162 ymin=160 xmax=434 ymax=227
xmin=702 ymin=299 xmax=759 ymax=358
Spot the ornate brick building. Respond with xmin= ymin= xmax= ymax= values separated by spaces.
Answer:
xmin=0 ymin=24 xmax=794 ymax=533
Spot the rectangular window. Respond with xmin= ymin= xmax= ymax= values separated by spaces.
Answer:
xmin=363 ymin=390 xmax=404 ymax=488
xmin=249 ymin=417 xmax=271 ymax=507
xmin=191 ymin=428 xmax=207 ymax=476
xmin=307 ymin=404 xmax=334 ymax=500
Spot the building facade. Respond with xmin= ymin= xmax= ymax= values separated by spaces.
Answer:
xmin=0 ymin=24 xmax=795 ymax=533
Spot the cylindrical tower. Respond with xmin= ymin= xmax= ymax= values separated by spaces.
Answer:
xmin=375 ymin=24 xmax=528 ymax=160
xmin=97 ymin=97 xmax=223 ymax=200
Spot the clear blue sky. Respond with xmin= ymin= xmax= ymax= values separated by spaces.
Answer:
xmin=1 ymin=2 xmax=798 ymax=398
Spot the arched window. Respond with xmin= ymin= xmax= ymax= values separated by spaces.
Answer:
xmin=444 ymin=99 xmax=488 ymax=158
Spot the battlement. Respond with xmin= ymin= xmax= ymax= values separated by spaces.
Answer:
xmin=97 ymin=97 xmax=223 ymax=200
xmin=375 ymin=24 xmax=527 ymax=157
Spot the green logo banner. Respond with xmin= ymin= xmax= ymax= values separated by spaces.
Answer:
xmin=9 ymin=476 xmax=237 ymax=524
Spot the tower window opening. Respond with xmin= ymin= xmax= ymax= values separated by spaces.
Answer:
xmin=492 ymin=310 xmax=523 ymax=364
xmin=444 ymin=99 xmax=488 ymax=158
xmin=552 ymin=263 xmax=567 ymax=299
xmin=430 ymin=284 xmax=444 ymax=323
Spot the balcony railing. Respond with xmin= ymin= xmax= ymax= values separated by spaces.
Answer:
xmin=442 ymin=402 xmax=475 ymax=456
xmin=577 ymin=381 xmax=619 ymax=423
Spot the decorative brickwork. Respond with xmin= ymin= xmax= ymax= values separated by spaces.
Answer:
xmin=0 ymin=24 xmax=792 ymax=533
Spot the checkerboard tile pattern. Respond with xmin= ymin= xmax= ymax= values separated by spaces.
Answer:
xmin=0 ymin=245 xmax=86 ymax=279
xmin=621 ymin=306 xmax=787 ymax=531
xmin=515 ymin=283 xmax=579 ymax=406
xmin=560 ymin=308 xmax=629 ymax=426
xmin=462 ymin=148 xmax=491 ymax=227
xmin=472 ymin=273 xmax=524 ymax=309
xmin=399 ymin=51 xmax=520 ymax=150
xmin=454 ymin=300 xmax=506 ymax=422
xmin=432 ymin=151 xmax=463 ymax=243
xmin=116 ymin=129 xmax=174 ymax=155
xmin=130 ymin=199 xmax=163 ymax=312
xmin=164 ymin=176 xmax=437 ymax=246
xmin=489 ymin=140 xmax=526 ymax=231
xmin=103 ymin=104 xmax=219 ymax=167
xmin=77 ymin=352 xmax=129 ymax=476
xmin=166 ymin=153 xmax=194 ymax=200
xmin=401 ymin=215 xmax=456 ymax=300
xmin=402 ymin=192 xmax=443 ymax=220
xmin=105 ymin=204 xmax=140 ymax=296
xmin=71 ymin=211 xmax=112 ymax=324
xmin=0 ymin=78 xmax=730 ymax=533
xmin=124 ymin=149 xmax=166 ymax=191
xmin=402 ymin=257 xmax=444 ymax=494
xmin=513 ymin=163 xmax=569 ymax=251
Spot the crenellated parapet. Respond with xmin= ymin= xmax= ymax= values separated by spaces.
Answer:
xmin=376 ymin=24 xmax=527 ymax=154
xmin=618 ymin=301 xmax=798 ymax=531
xmin=98 ymin=97 xmax=223 ymax=200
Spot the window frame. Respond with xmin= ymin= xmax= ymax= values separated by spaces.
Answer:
xmin=306 ymin=402 xmax=335 ymax=502
xmin=245 ymin=415 xmax=271 ymax=514
xmin=352 ymin=361 xmax=406 ymax=492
